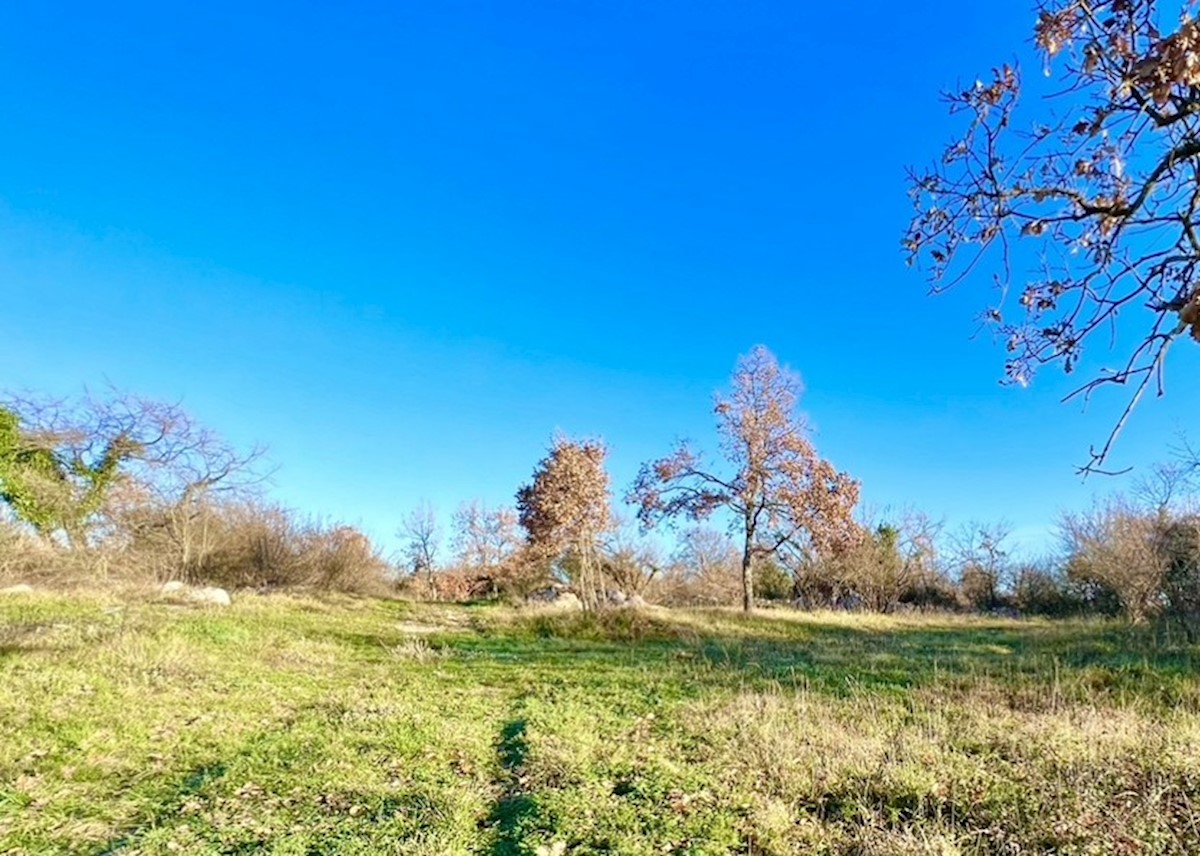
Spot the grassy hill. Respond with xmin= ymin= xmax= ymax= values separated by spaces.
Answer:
xmin=2 ymin=593 xmax=1198 ymax=855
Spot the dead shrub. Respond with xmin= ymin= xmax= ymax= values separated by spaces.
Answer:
xmin=1061 ymin=501 xmax=1171 ymax=623
xmin=124 ymin=500 xmax=390 ymax=594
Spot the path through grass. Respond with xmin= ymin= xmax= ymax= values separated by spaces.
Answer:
xmin=2 ymin=593 xmax=1198 ymax=854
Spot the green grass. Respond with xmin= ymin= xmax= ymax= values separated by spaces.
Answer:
xmin=2 ymin=594 xmax=1199 ymax=855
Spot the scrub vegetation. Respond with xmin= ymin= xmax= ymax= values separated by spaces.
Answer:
xmin=3 ymin=350 xmax=1200 ymax=853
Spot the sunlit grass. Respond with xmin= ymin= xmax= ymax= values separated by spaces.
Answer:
xmin=1 ymin=593 xmax=1198 ymax=854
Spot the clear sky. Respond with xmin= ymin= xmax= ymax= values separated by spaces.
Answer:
xmin=2 ymin=1 xmax=1197 ymax=557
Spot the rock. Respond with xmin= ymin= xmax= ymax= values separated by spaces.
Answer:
xmin=0 ymin=584 xmax=34 ymax=596
xmin=526 ymin=587 xmax=582 ymax=610
xmin=608 ymin=589 xmax=627 ymax=606
xmin=626 ymin=594 xmax=647 ymax=609
xmin=553 ymin=591 xmax=581 ymax=609
xmin=159 ymin=581 xmax=231 ymax=607
xmin=193 ymin=586 xmax=232 ymax=607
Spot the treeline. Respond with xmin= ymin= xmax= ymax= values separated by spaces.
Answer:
xmin=0 ymin=390 xmax=390 ymax=594
xmin=2 ymin=349 xmax=1199 ymax=641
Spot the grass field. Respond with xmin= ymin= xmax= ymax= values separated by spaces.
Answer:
xmin=2 ymin=592 xmax=1199 ymax=855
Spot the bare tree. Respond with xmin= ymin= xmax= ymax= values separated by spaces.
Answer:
xmin=906 ymin=1 xmax=1200 ymax=471
xmin=1133 ymin=457 xmax=1197 ymax=514
xmin=599 ymin=522 xmax=663 ymax=598
xmin=662 ymin=526 xmax=742 ymax=605
xmin=949 ymin=521 xmax=1013 ymax=610
xmin=628 ymin=346 xmax=860 ymax=612
xmin=1060 ymin=499 xmax=1169 ymax=622
xmin=0 ymin=388 xmax=263 ymax=549
xmin=823 ymin=510 xmax=944 ymax=613
xmin=451 ymin=500 xmax=521 ymax=572
xmin=517 ymin=436 xmax=613 ymax=609
xmin=398 ymin=500 xmax=440 ymax=587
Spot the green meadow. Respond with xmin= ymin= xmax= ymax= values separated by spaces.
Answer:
xmin=2 ymin=593 xmax=1199 ymax=855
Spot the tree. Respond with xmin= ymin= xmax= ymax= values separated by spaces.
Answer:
xmin=905 ymin=1 xmax=1200 ymax=471
xmin=950 ymin=521 xmax=1013 ymax=611
xmin=451 ymin=500 xmax=521 ymax=572
xmin=827 ymin=525 xmax=909 ymax=613
xmin=398 ymin=500 xmax=440 ymax=586
xmin=516 ymin=436 xmax=613 ymax=609
xmin=1060 ymin=499 xmax=1169 ymax=622
xmin=0 ymin=389 xmax=262 ymax=548
xmin=812 ymin=508 xmax=946 ymax=612
xmin=665 ymin=526 xmax=742 ymax=605
xmin=629 ymin=346 xmax=860 ymax=612
xmin=599 ymin=522 xmax=663 ymax=598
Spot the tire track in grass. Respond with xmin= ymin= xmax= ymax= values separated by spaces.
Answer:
xmin=92 ymin=763 xmax=227 ymax=856
xmin=479 ymin=694 xmax=541 ymax=856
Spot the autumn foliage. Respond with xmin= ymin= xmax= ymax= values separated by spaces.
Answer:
xmin=517 ymin=436 xmax=613 ymax=609
xmin=906 ymin=0 xmax=1200 ymax=470
xmin=629 ymin=346 xmax=860 ymax=611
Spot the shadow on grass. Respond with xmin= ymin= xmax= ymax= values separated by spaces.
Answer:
xmin=308 ymin=602 xmax=1199 ymax=709
xmin=483 ymin=717 xmax=539 ymax=856
xmin=93 ymin=763 xmax=227 ymax=855
xmin=429 ymin=608 xmax=1200 ymax=706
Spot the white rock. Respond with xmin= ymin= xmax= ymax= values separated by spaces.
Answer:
xmin=192 ymin=587 xmax=232 ymax=607
xmin=553 ymin=591 xmax=581 ymax=609
xmin=526 ymin=587 xmax=581 ymax=610
xmin=0 ymin=584 xmax=34 ymax=596
xmin=159 ymin=581 xmax=231 ymax=607
xmin=626 ymin=594 xmax=647 ymax=609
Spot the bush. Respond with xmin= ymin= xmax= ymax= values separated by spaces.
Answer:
xmin=1012 ymin=564 xmax=1084 ymax=617
xmin=898 ymin=570 xmax=964 ymax=612
xmin=1158 ymin=516 xmax=1200 ymax=642
xmin=0 ymin=516 xmax=53 ymax=581
xmin=809 ymin=525 xmax=951 ymax=613
xmin=126 ymin=501 xmax=390 ymax=595
xmin=1061 ymin=503 xmax=1173 ymax=623
xmin=752 ymin=557 xmax=793 ymax=602
xmin=649 ymin=563 xmax=741 ymax=607
xmin=960 ymin=564 xmax=1005 ymax=611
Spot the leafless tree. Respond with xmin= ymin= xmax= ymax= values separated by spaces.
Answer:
xmin=1060 ymin=498 xmax=1170 ymax=622
xmin=949 ymin=521 xmax=1013 ymax=610
xmin=451 ymin=500 xmax=521 ymax=572
xmin=823 ymin=509 xmax=945 ymax=613
xmin=906 ymin=1 xmax=1200 ymax=472
xmin=599 ymin=522 xmax=663 ymax=597
xmin=398 ymin=500 xmax=440 ymax=587
xmin=517 ymin=435 xmax=613 ymax=609
xmin=1 ymin=388 xmax=264 ymax=549
xmin=1133 ymin=456 xmax=1197 ymax=514
xmin=660 ymin=526 xmax=742 ymax=605
xmin=628 ymin=346 xmax=860 ymax=612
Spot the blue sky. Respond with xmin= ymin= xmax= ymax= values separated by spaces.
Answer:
xmin=2 ymin=1 xmax=1197 ymax=556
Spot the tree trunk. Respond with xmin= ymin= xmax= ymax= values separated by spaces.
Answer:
xmin=741 ymin=534 xmax=754 ymax=613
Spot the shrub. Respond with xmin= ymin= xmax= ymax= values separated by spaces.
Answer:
xmin=1012 ymin=564 xmax=1084 ymax=617
xmin=752 ymin=557 xmax=793 ymax=603
xmin=125 ymin=501 xmax=390 ymax=595
xmin=1157 ymin=515 xmax=1200 ymax=642
xmin=1061 ymin=502 xmax=1171 ymax=623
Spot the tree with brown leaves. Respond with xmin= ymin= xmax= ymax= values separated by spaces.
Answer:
xmin=516 ymin=436 xmax=613 ymax=609
xmin=906 ymin=1 xmax=1200 ymax=472
xmin=628 ymin=346 xmax=860 ymax=612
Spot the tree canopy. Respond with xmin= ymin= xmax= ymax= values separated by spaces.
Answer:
xmin=906 ymin=0 xmax=1200 ymax=471
xmin=629 ymin=346 xmax=860 ymax=611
